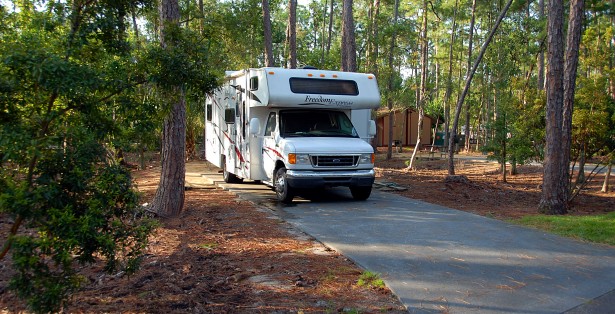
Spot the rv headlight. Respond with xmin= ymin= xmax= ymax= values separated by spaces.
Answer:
xmin=359 ymin=153 xmax=375 ymax=164
xmin=288 ymin=153 xmax=310 ymax=165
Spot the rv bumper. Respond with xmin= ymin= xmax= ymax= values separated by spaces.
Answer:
xmin=285 ymin=169 xmax=375 ymax=188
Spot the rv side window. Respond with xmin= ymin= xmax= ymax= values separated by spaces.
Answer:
xmin=206 ymin=104 xmax=212 ymax=122
xmin=224 ymin=108 xmax=235 ymax=123
xmin=264 ymin=113 xmax=277 ymax=136
xmin=289 ymin=78 xmax=359 ymax=95
xmin=249 ymin=76 xmax=259 ymax=91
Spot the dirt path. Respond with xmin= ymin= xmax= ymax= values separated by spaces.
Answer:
xmin=375 ymin=150 xmax=614 ymax=219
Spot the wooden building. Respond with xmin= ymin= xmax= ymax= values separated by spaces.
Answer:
xmin=375 ymin=109 xmax=434 ymax=147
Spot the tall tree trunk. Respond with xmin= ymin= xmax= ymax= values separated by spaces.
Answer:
xmin=131 ymin=7 xmax=139 ymax=41
xmin=447 ymin=0 xmax=513 ymax=175
xmin=608 ymin=5 xmax=615 ymax=193
xmin=443 ymin=0 xmax=458 ymax=155
xmin=602 ymin=161 xmax=612 ymax=193
xmin=560 ymin=0 xmax=584 ymax=203
xmin=263 ymin=0 xmax=274 ymax=67
xmin=407 ymin=0 xmax=428 ymax=170
xmin=341 ymin=0 xmax=356 ymax=71
xmin=574 ymin=146 xmax=586 ymax=184
xmin=366 ymin=0 xmax=373 ymax=72
xmin=502 ymin=136 xmax=507 ymax=183
xmin=539 ymin=0 xmax=566 ymax=214
xmin=370 ymin=0 xmax=380 ymax=75
xmin=151 ymin=0 xmax=186 ymax=217
xmin=198 ymin=0 xmax=204 ymax=34
xmin=385 ymin=0 xmax=399 ymax=160
xmin=537 ymin=0 xmax=546 ymax=90
xmin=610 ymin=0 xmax=615 ymax=101
xmin=288 ymin=0 xmax=297 ymax=68
xmin=464 ymin=0 xmax=475 ymax=152
xmin=200 ymin=0 xmax=206 ymax=159
xmin=431 ymin=116 xmax=440 ymax=147
xmin=326 ymin=0 xmax=334 ymax=55
xmin=321 ymin=0 xmax=328 ymax=66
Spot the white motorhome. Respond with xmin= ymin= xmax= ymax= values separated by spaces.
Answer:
xmin=205 ymin=67 xmax=380 ymax=203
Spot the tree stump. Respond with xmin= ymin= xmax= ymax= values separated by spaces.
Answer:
xmin=444 ymin=175 xmax=470 ymax=184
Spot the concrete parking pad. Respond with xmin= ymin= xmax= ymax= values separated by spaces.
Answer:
xmin=279 ymin=189 xmax=615 ymax=313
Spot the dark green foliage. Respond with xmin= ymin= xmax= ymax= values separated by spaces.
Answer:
xmin=481 ymin=89 xmax=544 ymax=175
xmin=142 ymin=24 xmax=219 ymax=95
xmin=0 ymin=0 xmax=162 ymax=312
xmin=4 ymin=155 xmax=156 ymax=313
xmin=1 ymin=116 xmax=157 ymax=313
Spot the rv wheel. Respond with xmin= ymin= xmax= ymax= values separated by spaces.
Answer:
xmin=222 ymin=160 xmax=242 ymax=183
xmin=274 ymin=167 xmax=294 ymax=204
xmin=350 ymin=186 xmax=372 ymax=201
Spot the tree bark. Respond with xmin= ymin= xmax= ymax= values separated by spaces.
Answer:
xmin=537 ymin=0 xmax=546 ymax=90
xmin=321 ymin=0 xmax=328 ymax=66
xmin=151 ymin=0 xmax=186 ymax=217
xmin=151 ymin=91 xmax=186 ymax=217
xmin=447 ymin=0 xmax=514 ymax=175
xmin=464 ymin=0 xmax=473 ymax=152
xmin=407 ymin=0 xmax=427 ymax=170
xmin=561 ymin=0 xmax=584 ymax=203
xmin=341 ymin=0 xmax=356 ymax=72
xmin=602 ymin=161 xmax=612 ymax=193
xmin=502 ymin=137 xmax=507 ymax=183
xmin=326 ymin=0 xmax=334 ymax=55
xmin=442 ymin=0 xmax=458 ymax=155
xmin=539 ymin=0 xmax=566 ymax=214
xmin=262 ymin=0 xmax=274 ymax=67
xmin=540 ymin=0 xmax=583 ymax=214
xmin=611 ymin=0 xmax=615 ymax=101
xmin=385 ymin=0 xmax=399 ymax=160
xmin=370 ymin=0 xmax=380 ymax=75
xmin=288 ymin=0 xmax=297 ymax=68
xmin=574 ymin=146 xmax=586 ymax=184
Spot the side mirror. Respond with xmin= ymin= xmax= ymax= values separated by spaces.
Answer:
xmin=249 ymin=118 xmax=260 ymax=135
xmin=368 ymin=120 xmax=377 ymax=137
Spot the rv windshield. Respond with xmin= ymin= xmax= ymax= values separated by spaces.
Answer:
xmin=280 ymin=110 xmax=359 ymax=138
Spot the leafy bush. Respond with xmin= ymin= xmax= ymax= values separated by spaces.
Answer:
xmin=0 ymin=1 xmax=158 ymax=311
xmin=1 ymin=127 xmax=156 ymax=313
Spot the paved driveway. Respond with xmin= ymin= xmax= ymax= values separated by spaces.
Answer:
xmin=198 ymin=167 xmax=615 ymax=313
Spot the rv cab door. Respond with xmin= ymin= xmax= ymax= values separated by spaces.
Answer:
xmin=262 ymin=112 xmax=278 ymax=181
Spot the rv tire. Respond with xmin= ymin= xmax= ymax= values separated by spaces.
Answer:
xmin=350 ymin=186 xmax=372 ymax=201
xmin=222 ymin=159 xmax=242 ymax=183
xmin=274 ymin=167 xmax=294 ymax=204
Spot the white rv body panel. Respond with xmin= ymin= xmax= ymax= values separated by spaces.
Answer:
xmin=205 ymin=68 xmax=381 ymax=202
xmin=258 ymin=68 xmax=380 ymax=109
xmin=350 ymin=109 xmax=373 ymax=142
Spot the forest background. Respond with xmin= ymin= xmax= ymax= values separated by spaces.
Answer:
xmin=0 ymin=0 xmax=614 ymax=311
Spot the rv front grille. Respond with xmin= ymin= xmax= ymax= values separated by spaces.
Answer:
xmin=311 ymin=155 xmax=359 ymax=167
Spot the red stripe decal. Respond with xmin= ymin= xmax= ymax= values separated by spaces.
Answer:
xmin=235 ymin=146 xmax=245 ymax=163
xmin=264 ymin=146 xmax=283 ymax=158
xmin=223 ymin=132 xmax=245 ymax=163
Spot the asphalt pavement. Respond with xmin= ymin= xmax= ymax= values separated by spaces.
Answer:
xmin=193 ymin=162 xmax=615 ymax=314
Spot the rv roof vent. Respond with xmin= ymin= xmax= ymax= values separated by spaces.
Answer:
xmin=300 ymin=66 xmax=318 ymax=70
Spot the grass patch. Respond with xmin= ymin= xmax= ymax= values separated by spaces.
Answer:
xmin=357 ymin=271 xmax=385 ymax=289
xmin=198 ymin=242 xmax=218 ymax=249
xmin=514 ymin=212 xmax=615 ymax=245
